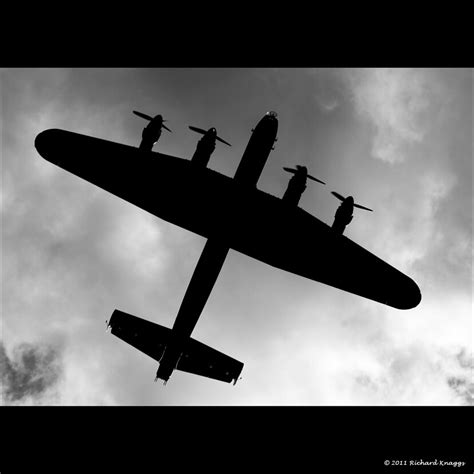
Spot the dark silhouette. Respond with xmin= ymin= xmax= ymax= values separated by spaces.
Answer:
xmin=133 ymin=110 xmax=172 ymax=151
xmin=155 ymin=239 xmax=230 ymax=383
xmin=282 ymin=165 xmax=325 ymax=206
xmin=152 ymin=112 xmax=277 ymax=382
xmin=34 ymin=110 xmax=421 ymax=386
xmin=233 ymin=111 xmax=278 ymax=187
xmin=189 ymin=126 xmax=231 ymax=168
xmin=107 ymin=309 xmax=243 ymax=385
xmin=331 ymin=192 xmax=373 ymax=235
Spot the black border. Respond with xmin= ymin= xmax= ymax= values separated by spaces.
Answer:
xmin=3 ymin=16 xmax=472 ymax=473
xmin=3 ymin=406 xmax=473 ymax=472
xmin=3 ymin=14 xmax=473 ymax=67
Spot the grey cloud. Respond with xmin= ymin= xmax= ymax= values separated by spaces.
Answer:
xmin=339 ymin=69 xmax=472 ymax=293
xmin=456 ymin=348 xmax=472 ymax=369
xmin=447 ymin=377 xmax=473 ymax=406
xmin=447 ymin=349 xmax=473 ymax=405
xmin=1 ymin=341 xmax=63 ymax=404
xmin=309 ymin=68 xmax=346 ymax=112
xmin=350 ymin=342 xmax=473 ymax=405
xmin=344 ymin=68 xmax=433 ymax=164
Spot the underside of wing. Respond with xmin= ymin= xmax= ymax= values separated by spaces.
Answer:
xmin=35 ymin=129 xmax=421 ymax=310
xmin=224 ymin=197 xmax=422 ymax=310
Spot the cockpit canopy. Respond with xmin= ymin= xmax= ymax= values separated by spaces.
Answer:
xmin=266 ymin=111 xmax=278 ymax=118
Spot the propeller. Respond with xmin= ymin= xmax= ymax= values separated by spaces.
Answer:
xmin=331 ymin=191 xmax=346 ymax=202
xmin=133 ymin=110 xmax=172 ymax=132
xmin=331 ymin=191 xmax=373 ymax=211
xmin=283 ymin=165 xmax=326 ymax=185
xmin=189 ymin=126 xmax=231 ymax=146
xmin=133 ymin=110 xmax=153 ymax=121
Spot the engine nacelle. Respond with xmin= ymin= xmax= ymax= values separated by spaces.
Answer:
xmin=191 ymin=134 xmax=216 ymax=167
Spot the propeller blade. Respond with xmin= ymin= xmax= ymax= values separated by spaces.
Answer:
xmin=189 ymin=126 xmax=231 ymax=146
xmin=331 ymin=191 xmax=346 ymax=202
xmin=133 ymin=110 xmax=153 ymax=121
xmin=189 ymin=125 xmax=208 ymax=135
xmin=162 ymin=124 xmax=172 ymax=133
xmin=354 ymin=203 xmax=373 ymax=212
xmin=216 ymin=136 xmax=231 ymax=147
xmin=307 ymin=174 xmax=326 ymax=185
xmin=283 ymin=167 xmax=298 ymax=174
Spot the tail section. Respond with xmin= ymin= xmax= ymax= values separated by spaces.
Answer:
xmin=108 ymin=310 xmax=244 ymax=385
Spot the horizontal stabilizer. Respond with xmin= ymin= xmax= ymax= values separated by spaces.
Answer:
xmin=108 ymin=310 xmax=243 ymax=384
xmin=177 ymin=335 xmax=243 ymax=384
xmin=108 ymin=309 xmax=168 ymax=362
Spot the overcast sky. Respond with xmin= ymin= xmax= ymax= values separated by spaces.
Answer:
xmin=1 ymin=68 xmax=472 ymax=405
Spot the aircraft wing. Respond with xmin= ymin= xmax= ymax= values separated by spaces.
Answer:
xmin=35 ymin=129 xmax=421 ymax=310
xmin=109 ymin=310 xmax=243 ymax=384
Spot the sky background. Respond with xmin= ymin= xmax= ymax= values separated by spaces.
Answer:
xmin=1 ymin=68 xmax=472 ymax=405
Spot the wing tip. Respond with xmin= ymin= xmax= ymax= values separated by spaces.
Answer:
xmin=35 ymin=128 xmax=60 ymax=159
xmin=35 ymin=128 xmax=74 ymax=167
xmin=390 ymin=278 xmax=422 ymax=310
xmin=232 ymin=363 xmax=244 ymax=385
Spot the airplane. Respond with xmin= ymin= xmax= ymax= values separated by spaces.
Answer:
xmin=34 ymin=110 xmax=421 ymax=386
xmin=282 ymin=165 xmax=325 ymax=206
xmin=331 ymin=191 xmax=373 ymax=235
xmin=133 ymin=110 xmax=172 ymax=151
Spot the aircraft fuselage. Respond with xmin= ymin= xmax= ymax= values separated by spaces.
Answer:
xmin=156 ymin=239 xmax=229 ymax=381
xmin=233 ymin=111 xmax=278 ymax=186
xmin=156 ymin=112 xmax=278 ymax=382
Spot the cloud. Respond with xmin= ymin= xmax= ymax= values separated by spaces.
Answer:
xmin=310 ymin=68 xmax=344 ymax=112
xmin=351 ymin=343 xmax=473 ymax=406
xmin=52 ymin=343 xmax=119 ymax=405
xmin=368 ymin=168 xmax=458 ymax=273
xmin=2 ymin=68 xmax=471 ymax=405
xmin=260 ymin=292 xmax=473 ymax=405
xmin=101 ymin=207 xmax=169 ymax=282
xmin=2 ymin=69 xmax=172 ymax=405
xmin=447 ymin=348 xmax=474 ymax=406
xmin=0 ymin=340 xmax=122 ymax=406
xmin=341 ymin=69 xmax=471 ymax=292
xmin=345 ymin=68 xmax=436 ymax=164
xmin=1 ymin=341 xmax=63 ymax=405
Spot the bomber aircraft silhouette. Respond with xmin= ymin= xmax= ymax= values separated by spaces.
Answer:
xmin=34 ymin=110 xmax=421 ymax=385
